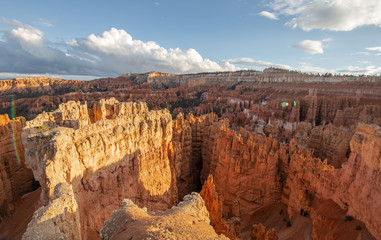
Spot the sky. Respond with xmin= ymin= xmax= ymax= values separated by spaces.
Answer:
xmin=0 ymin=0 xmax=381 ymax=80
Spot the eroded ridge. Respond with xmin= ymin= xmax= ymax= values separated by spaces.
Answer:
xmin=100 ymin=193 xmax=228 ymax=240
xmin=22 ymin=98 xmax=178 ymax=239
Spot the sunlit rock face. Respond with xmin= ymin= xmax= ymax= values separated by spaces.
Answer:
xmin=0 ymin=77 xmax=92 ymax=96
xmin=100 ymin=193 xmax=229 ymax=240
xmin=22 ymin=183 xmax=81 ymax=240
xmin=17 ymin=96 xmax=381 ymax=239
xmin=22 ymin=98 xmax=178 ymax=239
xmin=0 ymin=114 xmax=34 ymax=223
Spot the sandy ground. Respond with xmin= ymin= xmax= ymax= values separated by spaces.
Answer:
xmin=240 ymin=203 xmax=299 ymax=240
xmin=0 ymin=188 xmax=41 ymax=240
xmin=277 ymin=215 xmax=312 ymax=240
xmin=310 ymin=199 xmax=375 ymax=240
xmin=240 ymin=200 xmax=375 ymax=240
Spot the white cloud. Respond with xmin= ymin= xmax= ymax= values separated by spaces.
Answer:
xmin=7 ymin=22 xmax=56 ymax=60
xmin=359 ymin=60 xmax=372 ymax=64
xmin=221 ymin=58 xmax=290 ymax=70
xmin=292 ymin=40 xmax=324 ymax=54
xmin=66 ymin=39 xmax=79 ymax=46
xmin=352 ymin=51 xmax=370 ymax=56
xmin=268 ymin=0 xmax=381 ymax=31
xmin=297 ymin=62 xmax=327 ymax=73
xmin=365 ymin=46 xmax=381 ymax=55
xmin=0 ymin=22 xmax=237 ymax=77
xmin=259 ymin=11 xmax=278 ymax=20
xmin=0 ymin=72 xmax=99 ymax=81
xmin=366 ymin=47 xmax=381 ymax=51
xmin=337 ymin=65 xmax=381 ymax=75
xmin=78 ymin=28 xmax=237 ymax=74
xmin=35 ymin=18 xmax=54 ymax=27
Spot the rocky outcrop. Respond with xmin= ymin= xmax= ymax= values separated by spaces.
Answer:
xmin=292 ymin=123 xmax=353 ymax=168
xmin=331 ymin=124 xmax=381 ymax=239
xmin=172 ymin=113 xmax=218 ymax=199
xmin=22 ymin=183 xmax=81 ymax=240
xmin=0 ymin=77 xmax=91 ymax=96
xmin=0 ymin=67 xmax=380 ymax=240
xmin=198 ymin=117 xmax=379 ymax=239
xmin=22 ymin=99 xmax=178 ymax=239
xmin=200 ymin=175 xmax=240 ymax=239
xmin=100 ymin=193 xmax=228 ymax=240
xmin=2 ymin=70 xmax=381 ymax=127
xmin=201 ymin=122 xmax=283 ymax=219
xmin=250 ymin=223 xmax=278 ymax=240
xmin=282 ymin=123 xmax=381 ymax=239
xmin=0 ymin=114 xmax=34 ymax=223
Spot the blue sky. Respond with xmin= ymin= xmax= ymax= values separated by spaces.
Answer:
xmin=1 ymin=0 xmax=381 ymax=79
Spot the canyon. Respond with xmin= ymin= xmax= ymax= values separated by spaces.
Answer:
xmin=0 ymin=69 xmax=380 ymax=239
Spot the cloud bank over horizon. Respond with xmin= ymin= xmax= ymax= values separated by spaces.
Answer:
xmin=0 ymin=19 xmax=380 ymax=79
xmin=0 ymin=21 xmax=239 ymax=77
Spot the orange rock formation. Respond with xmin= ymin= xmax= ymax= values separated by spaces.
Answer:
xmin=1 ymin=69 xmax=380 ymax=239
xmin=22 ymin=99 xmax=178 ymax=239
xmin=200 ymin=175 xmax=240 ymax=239
xmin=0 ymin=114 xmax=34 ymax=224
xmin=100 ymin=193 xmax=228 ymax=240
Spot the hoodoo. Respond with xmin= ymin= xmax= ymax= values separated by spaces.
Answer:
xmin=0 ymin=70 xmax=380 ymax=240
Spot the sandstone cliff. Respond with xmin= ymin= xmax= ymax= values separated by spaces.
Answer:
xmin=200 ymin=175 xmax=240 ymax=239
xmin=0 ymin=114 xmax=35 ymax=224
xmin=22 ymin=183 xmax=81 ymax=240
xmin=172 ymin=112 xmax=218 ymax=199
xmin=14 ymin=96 xmax=381 ymax=239
xmin=2 ymin=70 xmax=381 ymax=128
xmin=201 ymin=122 xmax=283 ymax=219
xmin=0 ymin=77 xmax=91 ymax=96
xmin=22 ymin=99 xmax=178 ymax=239
xmin=281 ymin=123 xmax=381 ymax=239
xmin=100 ymin=193 xmax=228 ymax=240
xmin=198 ymin=117 xmax=377 ymax=239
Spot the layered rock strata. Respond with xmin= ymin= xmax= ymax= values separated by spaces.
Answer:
xmin=17 ymin=97 xmax=381 ymax=239
xmin=0 ymin=114 xmax=34 ymax=223
xmin=22 ymin=183 xmax=81 ymax=240
xmin=172 ymin=113 xmax=218 ymax=199
xmin=100 ymin=193 xmax=228 ymax=240
xmin=201 ymin=122 xmax=283 ymax=218
xmin=281 ymin=124 xmax=381 ymax=239
xmin=22 ymin=99 xmax=178 ymax=239
xmin=200 ymin=175 xmax=240 ymax=239
xmin=199 ymin=119 xmax=379 ymax=239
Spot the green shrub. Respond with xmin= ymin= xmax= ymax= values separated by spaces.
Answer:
xmin=286 ymin=221 xmax=292 ymax=227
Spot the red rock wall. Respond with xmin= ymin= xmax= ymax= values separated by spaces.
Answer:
xmin=201 ymin=122 xmax=283 ymax=219
xmin=200 ymin=175 xmax=241 ymax=239
xmin=172 ymin=112 xmax=218 ymax=199
xmin=281 ymin=124 xmax=381 ymax=239
xmin=0 ymin=114 xmax=34 ymax=223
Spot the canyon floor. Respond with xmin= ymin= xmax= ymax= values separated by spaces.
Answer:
xmin=0 ymin=69 xmax=380 ymax=239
